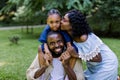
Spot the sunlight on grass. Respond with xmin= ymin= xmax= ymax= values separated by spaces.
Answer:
xmin=0 ymin=62 xmax=14 ymax=66
xmin=0 ymin=62 xmax=7 ymax=66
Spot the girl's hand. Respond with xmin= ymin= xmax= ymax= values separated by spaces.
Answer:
xmin=38 ymin=46 xmax=45 ymax=67
xmin=44 ymin=50 xmax=53 ymax=63
xmin=67 ymin=46 xmax=79 ymax=58
xmin=59 ymin=51 xmax=71 ymax=65
xmin=44 ymin=53 xmax=53 ymax=65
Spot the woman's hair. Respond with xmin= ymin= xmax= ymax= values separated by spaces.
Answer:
xmin=47 ymin=9 xmax=61 ymax=18
xmin=67 ymin=9 xmax=92 ymax=38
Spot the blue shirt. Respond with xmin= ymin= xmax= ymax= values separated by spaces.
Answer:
xmin=38 ymin=25 xmax=78 ymax=52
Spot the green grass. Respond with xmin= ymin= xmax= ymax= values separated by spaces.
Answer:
xmin=0 ymin=27 xmax=44 ymax=80
xmin=0 ymin=27 xmax=120 ymax=80
xmin=101 ymin=38 xmax=120 ymax=74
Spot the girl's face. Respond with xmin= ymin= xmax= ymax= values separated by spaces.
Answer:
xmin=47 ymin=14 xmax=61 ymax=31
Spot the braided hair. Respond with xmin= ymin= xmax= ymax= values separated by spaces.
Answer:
xmin=67 ymin=9 xmax=92 ymax=38
xmin=47 ymin=9 xmax=61 ymax=18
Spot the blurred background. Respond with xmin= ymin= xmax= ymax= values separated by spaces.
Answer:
xmin=0 ymin=0 xmax=120 ymax=37
xmin=0 ymin=0 xmax=120 ymax=80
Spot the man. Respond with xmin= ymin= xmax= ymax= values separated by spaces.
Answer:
xmin=26 ymin=31 xmax=85 ymax=80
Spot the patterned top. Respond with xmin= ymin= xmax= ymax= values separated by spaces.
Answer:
xmin=73 ymin=33 xmax=102 ymax=61
xmin=73 ymin=33 xmax=118 ymax=80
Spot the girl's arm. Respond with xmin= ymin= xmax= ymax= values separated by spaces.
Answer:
xmin=44 ymin=43 xmax=52 ymax=63
xmin=89 ymin=53 xmax=102 ymax=62
xmin=38 ymin=46 xmax=45 ymax=67
xmin=66 ymin=46 xmax=102 ymax=62
xmin=44 ymin=43 xmax=50 ymax=54
xmin=66 ymin=42 xmax=72 ymax=48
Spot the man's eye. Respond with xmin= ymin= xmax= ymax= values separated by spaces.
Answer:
xmin=57 ymin=40 xmax=63 ymax=43
xmin=50 ymin=43 xmax=55 ymax=46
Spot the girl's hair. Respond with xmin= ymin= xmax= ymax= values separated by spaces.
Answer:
xmin=67 ymin=9 xmax=92 ymax=38
xmin=47 ymin=9 xmax=61 ymax=18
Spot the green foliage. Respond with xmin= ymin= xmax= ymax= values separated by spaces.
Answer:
xmin=0 ymin=0 xmax=102 ymax=24
xmin=1 ymin=0 xmax=120 ymax=34
xmin=8 ymin=35 xmax=20 ymax=44
xmin=98 ymin=0 xmax=120 ymax=19
xmin=66 ymin=0 xmax=93 ymax=15
xmin=0 ymin=0 xmax=8 ymax=10
xmin=88 ymin=0 xmax=120 ymax=35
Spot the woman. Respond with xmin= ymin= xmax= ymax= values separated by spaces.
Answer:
xmin=61 ymin=9 xmax=118 ymax=80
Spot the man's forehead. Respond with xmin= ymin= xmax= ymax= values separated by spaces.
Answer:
xmin=48 ymin=34 xmax=62 ymax=39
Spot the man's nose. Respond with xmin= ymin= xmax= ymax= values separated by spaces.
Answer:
xmin=55 ymin=43 xmax=59 ymax=47
xmin=60 ymin=20 xmax=63 ymax=24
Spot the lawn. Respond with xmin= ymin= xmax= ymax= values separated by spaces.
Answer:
xmin=0 ymin=26 xmax=120 ymax=80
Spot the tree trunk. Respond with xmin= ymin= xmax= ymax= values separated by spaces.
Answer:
xmin=107 ymin=22 xmax=112 ymax=35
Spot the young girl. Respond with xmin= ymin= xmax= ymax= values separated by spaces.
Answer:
xmin=60 ymin=9 xmax=118 ymax=80
xmin=38 ymin=9 xmax=78 ymax=64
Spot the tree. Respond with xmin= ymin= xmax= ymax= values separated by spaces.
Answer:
xmin=1 ymin=0 xmax=101 ymax=24
xmin=94 ymin=0 xmax=120 ymax=35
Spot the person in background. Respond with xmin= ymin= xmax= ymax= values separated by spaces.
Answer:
xmin=26 ymin=31 xmax=85 ymax=80
xmin=60 ymin=9 xmax=118 ymax=80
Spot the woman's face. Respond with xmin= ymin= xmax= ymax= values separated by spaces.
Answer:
xmin=61 ymin=14 xmax=72 ymax=31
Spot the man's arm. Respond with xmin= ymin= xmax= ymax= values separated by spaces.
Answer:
xmin=26 ymin=53 xmax=51 ymax=80
xmin=34 ymin=51 xmax=51 ymax=79
xmin=60 ymin=51 xmax=77 ymax=80
xmin=26 ymin=54 xmax=41 ymax=80
xmin=34 ymin=65 xmax=48 ymax=79
xmin=63 ymin=63 xmax=77 ymax=80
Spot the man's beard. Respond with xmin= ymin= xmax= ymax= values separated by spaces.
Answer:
xmin=50 ymin=46 xmax=66 ymax=58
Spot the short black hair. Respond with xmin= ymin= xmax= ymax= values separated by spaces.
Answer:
xmin=47 ymin=31 xmax=64 ymax=42
xmin=67 ymin=9 xmax=92 ymax=38
xmin=47 ymin=31 xmax=61 ymax=38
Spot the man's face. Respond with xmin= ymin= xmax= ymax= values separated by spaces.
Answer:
xmin=47 ymin=33 xmax=64 ymax=55
xmin=61 ymin=14 xmax=72 ymax=31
